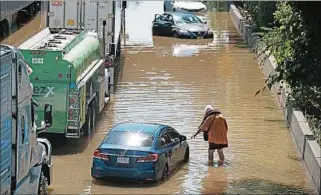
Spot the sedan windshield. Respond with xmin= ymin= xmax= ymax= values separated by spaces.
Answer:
xmin=174 ymin=15 xmax=203 ymax=24
xmin=103 ymin=131 xmax=155 ymax=147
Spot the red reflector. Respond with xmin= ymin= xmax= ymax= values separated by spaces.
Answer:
xmin=137 ymin=154 xmax=158 ymax=163
xmin=93 ymin=149 xmax=109 ymax=160
xmin=104 ymin=61 xmax=112 ymax=67
xmin=58 ymin=74 xmax=62 ymax=78
xmin=69 ymin=97 xmax=75 ymax=103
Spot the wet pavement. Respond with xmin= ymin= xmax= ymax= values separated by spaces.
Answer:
xmin=1 ymin=2 xmax=316 ymax=195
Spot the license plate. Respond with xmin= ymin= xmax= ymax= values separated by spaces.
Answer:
xmin=117 ymin=157 xmax=129 ymax=164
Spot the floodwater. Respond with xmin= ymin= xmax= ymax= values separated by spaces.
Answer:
xmin=2 ymin=2 xmax=316 ymax=195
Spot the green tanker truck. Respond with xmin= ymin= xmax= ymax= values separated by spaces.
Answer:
xmin=18 ymin=27 xmax=109 ymax=138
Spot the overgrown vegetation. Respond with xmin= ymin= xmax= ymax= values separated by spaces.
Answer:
xmin=241 ymin=1 xmax=321 ymax=145
xmin=243 ymin=2 xmax=277 ymax=32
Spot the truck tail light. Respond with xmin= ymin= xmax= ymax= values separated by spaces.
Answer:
xmin=137 ymin=154 xmax=158 ymax=163
xmin=93 ymin=149 xmax=109 ymax=161
xmin=104 ymin=61 xmax=112 ymax=67
xmin=69 ymin=97 xmax=76 ymax=104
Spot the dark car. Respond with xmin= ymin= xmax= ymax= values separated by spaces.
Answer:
xmin=91 ymin=122 xmax=189 ymax=182
xmin=152 ymin=12 xmax=213 ymax=39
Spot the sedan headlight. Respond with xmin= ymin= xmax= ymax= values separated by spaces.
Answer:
xmin=179 ymin=28 xmax=189 ymax=33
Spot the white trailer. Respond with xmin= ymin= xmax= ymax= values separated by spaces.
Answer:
xmin=46 ymin=0 xmax=124 ymax=59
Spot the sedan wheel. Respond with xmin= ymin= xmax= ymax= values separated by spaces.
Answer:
xmin=161 ymin=164 xmax=169 ymax=181
xmin=173 ymin=32 xmax=180 ymax=38
xmin=183 ymin=147 xmax=189 ymax=163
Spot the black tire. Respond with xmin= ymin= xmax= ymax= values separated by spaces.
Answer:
xmin=91 ymin=103 xmax=96 ymax=130
xmin=161 ymin=163 xmax=169 ymax=181
xmin=0 ymin=21 xmax=8 ymax=38
xmin=84 ymin=108 xmax=92 ymax=136
xmin=29 ymin=4 xmax=36 ymax=17
xmin=38 ymin=170 xmax=49 ymax=195
xmin=93 ymin=176 xmax=103 ymax=181
xmin=183 ymin=147 xmax=189 ymax=163
xmin=173 ymin=31 xmax=180 ymax=38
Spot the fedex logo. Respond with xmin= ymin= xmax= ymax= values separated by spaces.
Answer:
xmin=33 ymin=87 xmax=54 ymax=97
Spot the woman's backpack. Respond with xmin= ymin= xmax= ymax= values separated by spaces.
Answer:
xmin=202 ymin=110 xmax=220 ymax=141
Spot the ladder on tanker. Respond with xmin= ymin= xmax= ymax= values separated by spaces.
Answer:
xmin=66 ymin=88 xmax=82 ymax=138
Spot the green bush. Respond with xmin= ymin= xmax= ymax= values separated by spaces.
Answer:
xmin=244 ymin=2 xmax=277 ymax=31
xmin=256 ymin=2 xmax=321 ymax=145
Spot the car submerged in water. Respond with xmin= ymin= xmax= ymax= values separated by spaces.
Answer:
xmin=152 ymin=12 xmax=213 ymax=39
xmin=164 ymin=0 xmax=207 ymax=13
xmin=91 ymin=123 xmax=189 ymax=182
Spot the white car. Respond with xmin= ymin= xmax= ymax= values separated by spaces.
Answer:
xmin=164 ymin=1 xmax=207 ymax=13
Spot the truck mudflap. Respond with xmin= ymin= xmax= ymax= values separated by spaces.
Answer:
xmin=37 ymin=138 xmax=53 ymax=185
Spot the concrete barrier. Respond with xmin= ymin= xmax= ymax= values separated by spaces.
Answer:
xmin=228 ymin=3 xmax=321 ymax=194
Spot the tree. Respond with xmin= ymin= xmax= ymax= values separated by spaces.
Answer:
xmin=255 ymin=2 xmax=321 ymax=145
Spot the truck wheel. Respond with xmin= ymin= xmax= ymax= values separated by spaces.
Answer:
xmin=0 ymin=21 xmax=8 ymax=38
xmin=38 ymin=171 xmax=49 ymax=195
xmin=84 ymin=108 xmax=92 ymax=136
xmin=29 ymin=4 xmax=36 ymax=17
xmin=91 ymin=103 xmax=96 ymax=130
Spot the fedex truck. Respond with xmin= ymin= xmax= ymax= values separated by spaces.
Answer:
xmin=18 ymin=28 xmax=109 ymax=139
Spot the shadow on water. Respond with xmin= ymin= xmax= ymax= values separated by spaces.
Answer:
xmin=228 ymin=34 xmax=248 ymax=45
xmin=264 ymin=118 xmax=286 ymax=123
xmin=235 ymin=41 xmax=250 ymax=48
xmin=114 ymin=54 xmax=126 ymax=93
xmin=41 ymin=112 xmax=111 ymax=156
xmin=43 ymin=134 xmax=91 ymax=156
xmin=227 ymin=179 xmax=315 ymax=195
xmin=264 ymin=105 xmax=278 ymax=110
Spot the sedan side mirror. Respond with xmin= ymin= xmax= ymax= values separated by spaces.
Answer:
xmin=164 ymin=21 xmax=173 ymax=26
xmin=179 ymin=135 xmax=187 ymax=142
xmin=155 ymin=14 xmax=160 ymax=20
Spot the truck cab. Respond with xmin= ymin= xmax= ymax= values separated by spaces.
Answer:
xmin=0 ymin=44 xmax=53 ymax=195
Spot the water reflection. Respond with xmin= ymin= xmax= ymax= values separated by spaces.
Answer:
xmin=201 ymin=166 xmax=228 ymax=194
xmin=124 ymin=1 xmax=163 ymax=47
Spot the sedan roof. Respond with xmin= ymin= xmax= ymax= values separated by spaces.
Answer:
xmin=112 ymin=122 xmax=166 ymax=134
xmin=163 ymin=11 xmax=196 ymax=17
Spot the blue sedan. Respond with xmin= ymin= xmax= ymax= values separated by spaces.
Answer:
xmin=91 ymin=123 xmax=189 ymax=182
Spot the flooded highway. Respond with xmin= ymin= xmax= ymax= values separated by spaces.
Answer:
xmin=1 ymin=1 xmax=316 ymax=195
